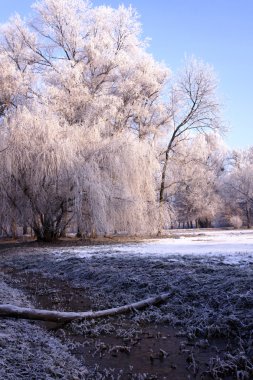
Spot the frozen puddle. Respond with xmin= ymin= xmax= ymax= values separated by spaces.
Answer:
xmin=52 ymin=229 xmax=253 ymax=266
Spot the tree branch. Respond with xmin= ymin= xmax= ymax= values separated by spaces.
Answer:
xmin=0 ymin=292 xmax=172 ymax=322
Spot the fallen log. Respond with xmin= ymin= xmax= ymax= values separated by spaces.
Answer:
xmin=0 ymin=292 xmax=171 ymax=323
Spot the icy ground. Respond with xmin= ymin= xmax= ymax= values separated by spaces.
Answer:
xmin=0 ymin=229 xmax=253 ymax=379
xmin=50 ymin=229 xmax=253 ymax=265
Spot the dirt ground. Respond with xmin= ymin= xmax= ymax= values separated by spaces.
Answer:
xmin=0 ymin=236 xmax=252 ymax=379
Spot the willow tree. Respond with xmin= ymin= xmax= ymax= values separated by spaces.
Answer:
xmin=0 ymin=0 xmax=168 ymax=240
xmin=0 ymin=105 xmax=84 ymax=241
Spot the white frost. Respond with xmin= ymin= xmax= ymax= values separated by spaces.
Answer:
xmin=51 ymin=229 xmax=253 ymax=265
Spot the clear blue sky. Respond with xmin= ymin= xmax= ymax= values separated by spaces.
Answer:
xmin=1 ymin=0 xmax=252 ymax=149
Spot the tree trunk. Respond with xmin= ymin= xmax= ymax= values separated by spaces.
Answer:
xmin=35 ymin=229 xmax=58 ymax=243
xmin=0 ymin=292 xmax=172 ymax=323
xmin=23 ymin=224 xmax=28 ymax=235
xmin=11 ymin=220 xmax=17 ymax=239
xmin=157 ymin=148 xmax=170 ymax=236
xmin=246 ymin=204 xmax=251 ymax=228
xmin=34 ymin=220 xmax=59 ymax=242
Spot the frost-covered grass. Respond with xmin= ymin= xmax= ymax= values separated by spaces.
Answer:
xmin=0 ymin=274 xmax=88 ymax=379
xmin=1 ymin=229 xmax=253 ymax=379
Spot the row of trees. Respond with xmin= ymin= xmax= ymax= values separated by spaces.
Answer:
xmin=163 ymin=136 xmax=253 ymax=230
xmin=0 ymin=0 xmax=250 ymax=241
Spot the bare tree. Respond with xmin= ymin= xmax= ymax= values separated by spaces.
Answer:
xmin=158 ymin=58 xmax=223 ymax=233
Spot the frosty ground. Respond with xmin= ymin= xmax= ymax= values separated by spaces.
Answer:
xmin=0 ymin=229 xmax=252 ymax=379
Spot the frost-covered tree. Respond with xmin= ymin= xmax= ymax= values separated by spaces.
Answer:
xmin=222 ymin=149 xmax=253 ymax=228
xmin=0 ymin=0 xmax=228 ymax=240
xmin=164 ymin=133 xmax=226 ymax=228
xmin=78 ymin=132 xmax=158 ymax=236
xmin=158 ymin=58 xmax=223 ymax=232
xmin=0 ymin=105 xmax=84 ymax=240
xmin=0 ymin=0 xmax=168 ymax=240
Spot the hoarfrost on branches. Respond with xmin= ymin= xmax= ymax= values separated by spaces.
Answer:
xmin=0 ymin=0 xmax=170 ymax=240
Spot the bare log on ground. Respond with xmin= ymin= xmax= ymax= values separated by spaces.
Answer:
xmin=0 ymin=292 xmax=172 ymax=322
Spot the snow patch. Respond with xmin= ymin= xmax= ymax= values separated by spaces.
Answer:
xmin=51 ymin=230 xmax=253 ymax=266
